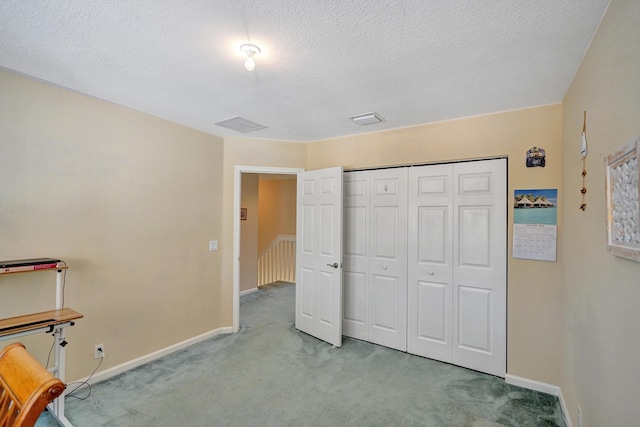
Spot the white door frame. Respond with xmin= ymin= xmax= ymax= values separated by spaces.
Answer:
xmin=233 ymin=165 xmax=305 ymax=332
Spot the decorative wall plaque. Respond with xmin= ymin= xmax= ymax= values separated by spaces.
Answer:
xmin=605 ymin=136 xmax=640 ymax=262
xmin=526 ymin=146 xmax=546 ymax=167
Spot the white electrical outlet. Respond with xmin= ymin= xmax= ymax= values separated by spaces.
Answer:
xmin=577 ymin=406 xmax=582 ymax=427
xmin=209 ymin=240 xmax=219 ymax=251
xmin=94 ymin=343 xmax=105 ymax=359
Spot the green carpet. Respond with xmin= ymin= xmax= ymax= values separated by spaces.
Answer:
xmin=37 ymin=282 xmax=565 ymax=426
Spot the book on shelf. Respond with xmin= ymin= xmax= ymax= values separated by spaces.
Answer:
xmin=0 ymin=258 xmax=62 ymax=274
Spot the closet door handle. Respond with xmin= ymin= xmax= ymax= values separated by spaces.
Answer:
xmin=327 ymin=262 xmax=339 ymax=269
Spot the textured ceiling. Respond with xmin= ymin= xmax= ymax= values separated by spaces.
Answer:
xmin=0 ymin=1 xmax=610 ymax=142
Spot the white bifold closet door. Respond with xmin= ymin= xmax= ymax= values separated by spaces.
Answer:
xmin=406 ymin=163 xmax=454 ymax=362
xmin=343 ymin=171 xmax=369 ymax=341
xmin=407 ymin=159 xmax=506 ymax=377
xmin=343 ymin=168 xmax=408 ymax=351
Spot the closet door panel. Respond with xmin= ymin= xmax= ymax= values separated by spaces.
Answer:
xmin=458 ymin=206 xmax=491 ymax=267
xmin=452 ymin=159 xmax=506 ymax=377
xmin=344 ymin=204 xmax=367 ymax=318
xmin=342 ymin=172 xmax=369 ymax=340
xmin=457 ymin=285 xmax=491 ymax=352
xmin=368 ymin=169 xmax=408 ymax=351
xmin=417 ymin=282 xmax=446 ymax=337
xmin=415 ymin=281 xmax=449 ymax=360
xmin=407 ymin=164 xmax=454 ymax=360
xmin=371 ymin=275 xmax=398 ymax=330
xmin=418 ymin=207 xmax=448 ymax=263
xmin=343 ymin=271 xmax=366 ymax=335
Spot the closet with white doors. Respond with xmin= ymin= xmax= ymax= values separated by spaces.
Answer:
xmin=343 ymin=167 xmax=408 ymax=352
xmin=342 ymin=158 xmax=506 ymax=377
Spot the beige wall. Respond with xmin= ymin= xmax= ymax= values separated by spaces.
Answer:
xmin=0 ymin=70 xmax=225 ymax=381
xmin=258 ymin=178 xmax=297 ymax=253
xmin=308 ymin=104 xmax=565 ymax=385
xmin=240 ymin=174 xmax=259 ymax=292
xmin=561 ymin=0 xmax=640 ymax=425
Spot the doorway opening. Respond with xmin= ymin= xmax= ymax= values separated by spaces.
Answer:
xmin=233 ymin=166 xmax=304 ymax=332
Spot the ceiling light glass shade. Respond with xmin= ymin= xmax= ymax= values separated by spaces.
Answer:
xmin=240 ymin=43 xmax=261 ymax=71
xmin=244 ymin=56 xmax=256 ymax=71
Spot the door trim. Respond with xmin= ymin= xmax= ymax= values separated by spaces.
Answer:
xmin=233 ymin=166 xmax=304 ymax=332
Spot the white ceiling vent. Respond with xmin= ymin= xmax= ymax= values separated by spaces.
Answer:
xmin=348 ymin=112 xmax=385 ymax=126
xmin=214 ymin=116 xmax=267 ymax=133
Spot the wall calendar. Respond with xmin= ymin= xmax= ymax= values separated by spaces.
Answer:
xmin=512 ymin=189 xmax=558 ymax=262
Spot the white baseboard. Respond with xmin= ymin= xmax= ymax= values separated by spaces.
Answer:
xmin=240 ymin=287 xmax=259 ymax=296
xmin=505 ymin=374 xmax=560 ymax=395
xmin=505 ymin=374 xmax=572 ymax=427
xmin=78 ymin=326 xmax=233 ymax=386
xmin=557 ymin=387 xmax=573 ymax=427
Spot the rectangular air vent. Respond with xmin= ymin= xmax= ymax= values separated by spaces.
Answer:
xmin=348 ymin=112 xmax=385 ymax=125
xmin=214 ymin=116 xmax=267 ymax=133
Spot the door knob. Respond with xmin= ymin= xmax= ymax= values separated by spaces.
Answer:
xmin=327 ymin=262 xmax=339 ymax=269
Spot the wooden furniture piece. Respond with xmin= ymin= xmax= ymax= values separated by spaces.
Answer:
xmin=0 ymin=342 xmax=65 ymax=427
xmin=0 ymin=260 xmax=82 ymax=427
xmin=0 ymin=310 xmax=83 ymax=339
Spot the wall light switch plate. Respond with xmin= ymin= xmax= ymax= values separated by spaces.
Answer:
xmin=209 ymin=240 xmax=219 ymax=251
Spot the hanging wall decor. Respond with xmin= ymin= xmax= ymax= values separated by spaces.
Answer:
xmin=526 ymin=146 xmax=546 ymax=167
xmin=605 ymin=136 xmax=640 ymax=262
xmin=580 ymin=111 xmax=588 ymax=211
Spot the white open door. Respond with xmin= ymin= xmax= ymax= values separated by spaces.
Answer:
xmin=295 ymin=167 xmax=344 ymax=347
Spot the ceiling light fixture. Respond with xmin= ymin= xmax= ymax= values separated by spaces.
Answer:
xmin=240 ymin=43 xmax=261 ymax=71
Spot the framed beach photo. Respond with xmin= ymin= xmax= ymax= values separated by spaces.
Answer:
xmin=605 ymin=136 xmax=640 ymax=262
